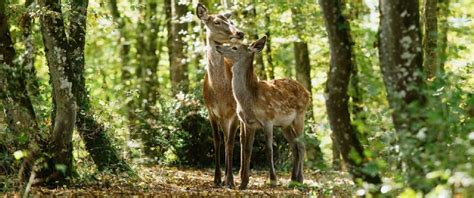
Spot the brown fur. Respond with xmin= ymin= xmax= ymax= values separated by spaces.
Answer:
xmin=215 ymin=36 xmax=310 ymax=189
xmin=256 ymin=79 xmax=310 ymax=119
xmin=196 ymin=3 xmax=245 ymax=188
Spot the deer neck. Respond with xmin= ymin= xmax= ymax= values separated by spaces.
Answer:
xmin=232 ymin=55 xmax=259 ymax=112
xmin=205 ymin=37 xmax=232 ymax=89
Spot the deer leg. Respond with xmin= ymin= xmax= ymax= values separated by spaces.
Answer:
xmin=239 ymin=122 xmax=246 ymax=179
xmin=263 ymin=123 xmax=277 ymax=187
xmin=210 ymin=118 xmax=222 ymax=187
xmin=224 ymin=119 xmax=238 ymax=188
xmin=239 ymin=126 xmax=255 ymax=190
xmin=283 ymin=127 xmax=299 ymax=183
xmin=296 ymin=141 xmax=305 ymax=182
xmin=293 ymin=114 xmax=306 ymax=183
xmin=290 ymin=138 xmax=299 ymax=182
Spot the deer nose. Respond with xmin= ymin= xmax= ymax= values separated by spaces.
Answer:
xmin=236 ymin=31 xmax=245 ymax=39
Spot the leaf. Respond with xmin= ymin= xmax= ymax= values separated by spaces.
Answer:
xmin=361 ymin=162 xmax=379 ymax=176
xmin=55 ymin=164 xmax=67 ymax=175
xmin=13 ymin=150 xmax=25 ymax=160
xmin=17 ymin=133 xmax=28 ymax=144
xmin=399 ymin=188 xmax=422 ymax=198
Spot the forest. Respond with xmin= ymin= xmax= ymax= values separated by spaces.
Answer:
xmin=0 ymin=0 xmax=473 ymax=197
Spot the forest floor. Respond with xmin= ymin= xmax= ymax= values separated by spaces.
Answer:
xmin=2 ymin=166 xmax=355 ymax=197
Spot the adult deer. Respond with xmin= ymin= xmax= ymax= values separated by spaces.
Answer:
xmin=216 ymin=36 xmax=310 ymax=189
xmin=196 ymin=3 xmax=245 ymax=188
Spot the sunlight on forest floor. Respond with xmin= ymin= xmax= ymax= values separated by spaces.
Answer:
xmin=3 ymin=166 xmax=354 ymax=197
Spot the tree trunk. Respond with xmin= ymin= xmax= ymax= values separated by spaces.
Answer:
xmin=0 ymin=0 xmax=38 ymax=162
xmin=167 ymin=0 xmax=188 ymax=94
xmin=423 ymin=0 xmax=439 ymax=77
xmin=245 ymin=4 xmax=266 ymax=80
xmin=264 ymin=11 xmax=275 ymax=80
xmin=21 ymin=0 xmax=40 ymax=98
xmin=344 ymin=1 xmax=368 ymax=146
xmin=378 ymin=0 xmax=426 ymax=133
xmin=290 ymin=7 xmax=312 ymax=91
xmin=138 ymin=0 xmax=164 ymax=158
xmin=140 ymin=0 xmax=161 ymax=109
xmin=291 ymin=6 xmax=325 ymax=166
xmin=293 ymin=42 xmax=311 ymax=92
xmin=68 ymin=0 xmax=129 ymax=172
xmin=319 ymin=0 xmax=381 ymax=184
xmin=108 ymin=0 xmax=137 ymax=136
xmin=378 ymin=0 xmax=427 ymax=188
xmin=39 ymin=0 xmax=77 ymax=183
xmin=331 ymin=138 xmax=342 ymax=170
xmin=438 ymin=0 xmax=449 ymax=69
xmin=108 ymin=0 xmax=131 ymax=80
xmin=139 ymin=0 xmax=161 ymax=106
xmin=349 ymin=63 xmax=364 ymax=119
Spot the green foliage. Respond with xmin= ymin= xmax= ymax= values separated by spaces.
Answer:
xmin=1 ymin=0 xmax=473 ymax=196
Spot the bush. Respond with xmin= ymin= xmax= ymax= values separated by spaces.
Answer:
xmin=135 ymin=90 xmax=294 ymax=170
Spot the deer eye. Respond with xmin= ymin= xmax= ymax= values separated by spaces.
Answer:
xmin=214 ymin=21 xmax=220 ymax=25
xmin=232 ymin=47 xmax=238 ymax=50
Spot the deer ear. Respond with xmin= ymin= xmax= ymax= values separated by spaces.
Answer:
xmin=196 ymin=3 xmax=209 ymax=20
xmin=249 ymin=36 xmax=267 ymax=53
xmin=223 ymin=12 xmax=232 ymax=19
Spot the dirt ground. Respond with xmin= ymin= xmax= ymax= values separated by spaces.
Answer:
xmin=2 ymin=166 xmax=355 ymax=197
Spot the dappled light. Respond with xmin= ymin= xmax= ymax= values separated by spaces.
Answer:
xmin=1 ymin=0 xmax=473 ymax=197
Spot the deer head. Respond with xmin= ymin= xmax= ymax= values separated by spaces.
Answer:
xmin=215 ymin=36 xmax=267 ymax=63
xmin=196 ymin=3 xmax=245 ymax=44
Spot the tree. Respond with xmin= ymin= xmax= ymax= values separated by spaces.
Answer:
xmin=67 ymin=0 xmax=129 ymax=172
xmin=136 ymin=0 xmax=161 ymax=107
xmin=438 ymin=0 xmax=450 ymax=69
xmin=15 ymin=0 xmax=130 ymax=185
xmin=136 ymin=0 xmax=164 ymax=157
xmin=21 ymin=0 xmax=40 ymax=98
xmin=167 ymin=0 xmax=188 ymax=94
xmin=245 ymin=3 xmax=266 ymax=80
xmin=319 ymin=0 xmax=381 ymax=184
xmin=0 ymin=0 xmax=39 ymax=172
xmin=264 ymin=10 xmax=275 ymax=80
xmin=38 ymin=0 xmax=77 ymax=182
xmin=344 ymin=0 xmax=368 ymax=170
xmin=378 ymin=0 xmax=427 ymax=189
xmin=108 ymin=0 xmax=136 ymax=135
xmin=290 ymin=4 xmax=325 ymax=167
xmin=291 ymin=7 xmax=312 ymax=96
xmin=423 ymin=0 xmax=440 ymax=77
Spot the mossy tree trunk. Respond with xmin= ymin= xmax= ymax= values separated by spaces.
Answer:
xmin=423 ymin=0 xmax=440 ymax=77
xmin=21 ymin=0 xmax=40 ymax=98
xmin=0 ymin=0 xmax=39 ymax=174
xmin=438 ymin=0 xmax=450 ymax=69
xmin=67 ymin=0 xmax=130 ymax=172
xmin=378 ymin=0 xmax=428 ymax=189
xmin=39 ymin=0 xmax=77 ymax=184
xmin=319 ymin=0 xmax=381 ymax=184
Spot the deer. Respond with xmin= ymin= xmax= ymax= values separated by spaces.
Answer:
xmin=215 ymin=36 xmax=311 ymax=189
xmin=196 ymin=3 xmax=245 ymax=188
